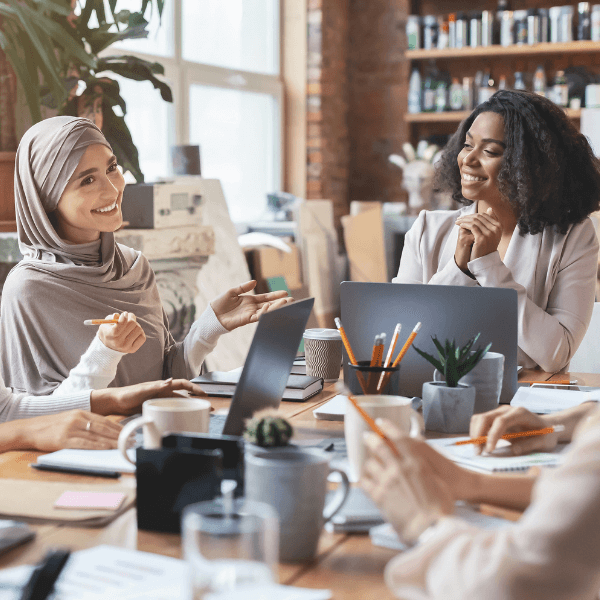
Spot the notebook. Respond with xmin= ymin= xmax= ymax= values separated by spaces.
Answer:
xmin=193 ymin=369 xmax=324 ymax=402
xmin=427 ymin=437 xmax=564 ymax=473
xmin=36 ymin=449 xmax=136 ymax=473
xmin=313 ymin=394 xmax=347 ymax=421
xmin=510 ymin=385 xmax=600 ymax=414
xmin=291 ymin=356 xmax=307 ymax=375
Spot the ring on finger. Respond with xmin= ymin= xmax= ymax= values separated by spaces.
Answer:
xmin=86 ymin=420 xmax=92 ymax=433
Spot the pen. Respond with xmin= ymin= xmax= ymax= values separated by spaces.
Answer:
xmin=528 ymin=380 xmax=577 ymax=385
xmin=30 ymin=463 xmax=121 ymax=478
xmin=84 ymin=319 xmax=120 ymax=326
xmin=20 ymin=549 xmax=71 ymax=600
xmin=451 ymin=424 xmax=565 ymax=446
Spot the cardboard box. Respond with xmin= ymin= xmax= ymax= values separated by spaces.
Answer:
xmin=244 ymin=243 xmax=302 ymax=293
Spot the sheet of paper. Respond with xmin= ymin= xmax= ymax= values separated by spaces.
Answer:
xmin=427 ymin=437 xmax=563 ymax=472
xmin=510 ymin=386 xmax=600 ymax=414
xmin=36 ymin=449 xmax=136 ymax=473
xmin=204 ymin=586 xmax=332 ymax=600
xmin=313 ymin=394 xmax=347 ymax=421
xmin=54 ymin=491 xmax=126 ymax=511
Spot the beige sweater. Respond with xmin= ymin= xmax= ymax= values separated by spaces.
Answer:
xmin=385 ymin=406 xmax=600 ymax=600
xmin=393 ymin=203 xmax=599 ymax=372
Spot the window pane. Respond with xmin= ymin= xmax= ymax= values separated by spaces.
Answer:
xmin=189 ymin=85 xmax=279 ymax=223
xmin=182 ymin=0 xmax=279 ymax=75
xmin=113 ymin=75 xmax=174 ymax=181
xmin=112 ymin=0 xmax=174 ymax=57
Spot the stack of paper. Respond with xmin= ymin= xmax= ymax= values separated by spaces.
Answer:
xmin=510 ymin=386 xmax=600 ymax=414
xmin=427 ymin=437 xmax=563 ymax=473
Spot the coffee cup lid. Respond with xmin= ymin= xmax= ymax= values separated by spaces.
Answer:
xmin=303 ymin=328 xmax=341 ymax=341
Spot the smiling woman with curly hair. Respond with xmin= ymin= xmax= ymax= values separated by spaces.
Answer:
xmin=393 ymin=90 xmax=600 ymax=373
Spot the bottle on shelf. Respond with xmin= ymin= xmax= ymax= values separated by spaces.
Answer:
xmin=423 ymin=15 xmax=438 ymax=50
xmin=470 ymin=11 xmax=482 ymax=47
xmin=500 ymin=10 xmax=515 ymax=46
xmin=478 ymin=70 xmax=496 ymax=104
xmin=449 ymin=78 xmax=464 ymax=110
xmin=455 ymin=12 xmax=469 ymax=48
xmin=538 ymin=8 xmax=549 ymax=43
xmin=533 ymin=65 xmax=547 ymax=96
xmin=553 ymin=70 xmax=569 ymax=107
xmin=498 ymin=75 xmax=507 ymax=90
xmin=438 ymin=20 xmax=450 ymax=49
xmin=592 ymin=5 xmax=600 ymax=41
xmin=514 ymin=72 xmax=526 ymax=90
xmin=514 ymin=10 xmax=528 ymax=45
xmin=463 ymin=76 xmax=475 ymax=110
xmin=560 ymin=5 xmax=574 ymax=42
xmin=549 ymin=6 xmax=562 ymax=42
xmin=448 ymin=13 xmax=457 ymax=48
xmin=422 ymin=71 xmax=437 ymax=112
xmin=408 ymin=69 xmax=422 ymax=113
xmin=495 ymin=0 xmax=509 ymax=45
xmin=578 ymin=2 xmax=592 ymax=40
xmin=527 ymin=9 xmax=540 ymax=45
xmin=481 ymin=10 xmax=494 ymax=46
xmin=435 ymin=80 xmax=448 ymax=112
xmin=406 ymin=15 xmax=421 ymax=51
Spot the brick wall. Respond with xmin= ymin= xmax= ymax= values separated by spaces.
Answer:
xmin=306 ymin=0 xmax=410 ymax=228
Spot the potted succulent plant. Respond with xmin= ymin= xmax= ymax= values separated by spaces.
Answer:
xmin=243 ymin=410 xmax=295 ymax=452
xmin=413 ymin=334 xmax=491 ymax=433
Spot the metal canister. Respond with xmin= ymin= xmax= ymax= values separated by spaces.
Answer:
xmin=527 ymin=9 xmax=540 ymax=44
xmin=470 ymin=11 xmax=482 ymax=47
xmin=481 ymin=10 xmax=494 ymax=46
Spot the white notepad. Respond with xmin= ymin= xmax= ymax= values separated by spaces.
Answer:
xmin=510 ymin=386 xmax=600 ymax=414
xmin=313 ymin=394 xmax=347 ymax=421
xmin=36 ymin=449 xmax=136 ymax=473
xmin=427 ymin=437 xmax=563 ymax=473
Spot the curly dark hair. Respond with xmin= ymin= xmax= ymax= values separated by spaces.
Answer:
xmin=435 ymin=90 xmax=600 ymax=234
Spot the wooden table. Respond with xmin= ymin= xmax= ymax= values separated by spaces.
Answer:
xmin=1 ymin=370 xmax=595 ymax=598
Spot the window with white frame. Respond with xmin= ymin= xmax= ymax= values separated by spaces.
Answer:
xmin=108 ymin=0 xmax=282 ymax=223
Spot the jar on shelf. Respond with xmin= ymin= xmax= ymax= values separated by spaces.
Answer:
xmin=406 ymin=15 xmax=421 ymax=50
xmin=593 ymin=5 xmax=600 ymax=40
xmin=578 ymin=2 xmax=592 ymax=40
xmin=422 ymin=15 xmax=438 ymax=50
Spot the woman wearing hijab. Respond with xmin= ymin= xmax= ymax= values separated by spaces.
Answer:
xmin=394 ymin=90 xmax=600 ymax=373
xmin=0 ymin=116 xmax=291 ymax=395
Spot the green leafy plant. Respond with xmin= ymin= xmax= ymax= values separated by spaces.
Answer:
xmin=243 ymin=410 xmax=293 ymax=448
xmin=0 ymin=0 xmax=171 ymax=181
xmin=413 ymin=333 xmax=491 ymax=388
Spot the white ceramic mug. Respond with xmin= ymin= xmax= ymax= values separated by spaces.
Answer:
xmin=434 ymin=351 xmax=505 ymax=414
xmin=118 ymin=397 xmax=212 ymax=464
xmin=344 ymin=395 xmax=423 ymax=481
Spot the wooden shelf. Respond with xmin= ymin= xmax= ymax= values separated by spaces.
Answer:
xmin=406 ymin=40 xmax=600 ymax=60
xmin=405 ymin=108 xmax=582 ymax=123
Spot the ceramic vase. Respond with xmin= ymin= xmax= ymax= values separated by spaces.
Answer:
xmin=421 ymin=382 xmax=476 ymax=434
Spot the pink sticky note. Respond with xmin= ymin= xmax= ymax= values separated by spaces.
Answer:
xmin=54 ymin=491 xmax=126 ymax=511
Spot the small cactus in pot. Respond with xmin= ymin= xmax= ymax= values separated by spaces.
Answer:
xmin=244 ymin=409 xmax=294 ymax=447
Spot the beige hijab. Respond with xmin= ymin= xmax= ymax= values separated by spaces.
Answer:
xmin=0 ymin=116 xmax=186 ymax=394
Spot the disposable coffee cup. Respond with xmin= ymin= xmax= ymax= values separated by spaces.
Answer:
xmin=303 ymin=329 xmax=343 ymax=382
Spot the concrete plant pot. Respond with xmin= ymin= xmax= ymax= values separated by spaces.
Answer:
xmin=421 ymin=382 xmax=476 ymax=434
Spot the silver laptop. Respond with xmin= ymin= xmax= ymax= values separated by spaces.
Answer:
xmin=196 ymin=297 xmax=314 ymax=436
xmin=341 ymin=282 xmax=518 ymax=404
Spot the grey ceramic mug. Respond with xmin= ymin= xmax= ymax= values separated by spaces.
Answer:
xmin=244 ymin=448 xmax=350 ymax=562
xmin=433 ymin=351 xmax=505 ymax=414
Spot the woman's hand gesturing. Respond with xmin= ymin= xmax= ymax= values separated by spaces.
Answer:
xmin=211 ymin=280 xmax=293 ymax=331
xmin=456 ymin=207 xmax=503 ymax=261
xmin=98 ymin=312 xmax=146 ymax=354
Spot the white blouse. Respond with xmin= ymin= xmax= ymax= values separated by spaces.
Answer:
xmin=385 ymin=406 xmax=600 ymax=600
xmin=393 ymin=203 xmax=599 ymax=372
xmin=0 ymin=304 xmax=226 ymax=421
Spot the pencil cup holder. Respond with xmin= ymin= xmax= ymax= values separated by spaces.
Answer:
xmin=347 ymin=361 xmax=400 ymax=395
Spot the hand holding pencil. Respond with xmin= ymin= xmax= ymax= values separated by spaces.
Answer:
xmin=96 ymin=312 xmax=146 ymax=355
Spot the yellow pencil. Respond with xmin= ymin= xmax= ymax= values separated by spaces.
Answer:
xmin=451 ymin=424 xmax=565 ymax=446
xmin=367 ymin=334 xmax=385 ymax=391
xmin=335 ymin=317 xmax=367 ymax=394
xmin=84 ymin=319 xmax=120 ymax=326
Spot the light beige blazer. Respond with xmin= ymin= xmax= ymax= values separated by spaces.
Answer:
xmin=393 ymin=203 xmax=599 ymax=372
